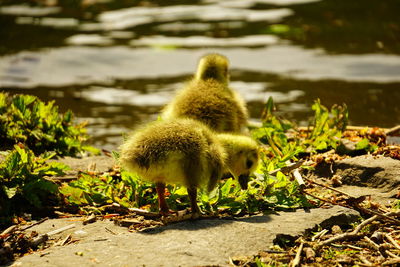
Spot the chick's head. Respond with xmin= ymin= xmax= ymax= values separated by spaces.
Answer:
xmin=217 ymin=134 xmax=259 ymax=189
xmin=195 ymin=53 xmax=229 ymax=84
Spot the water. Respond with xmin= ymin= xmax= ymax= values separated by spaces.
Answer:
xmin=0 ymin=0 xmax=399 ymax=150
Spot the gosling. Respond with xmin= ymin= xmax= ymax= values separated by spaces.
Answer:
xmin=162 ymin=53 xmax=248 ymax=133
xmin=119 ymin=118 xmax=259 ymax=216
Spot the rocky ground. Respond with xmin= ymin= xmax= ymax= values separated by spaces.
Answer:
xmin=9 ymin=207 xmax=358 ymax=267
xmin=3 ymin=154 xmax=398 ymax=267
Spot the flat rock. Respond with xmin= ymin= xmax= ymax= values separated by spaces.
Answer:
xmin=314 ymin=154 xmax=400 ymax=189
xmin=312 ymin=154 xmax=400 ymax=205
xmin=336 ymin=155 xmax=400 ymax=189
xmin=338 ymin=185 xmax=397 ymax=206
xmin=12 ymin=206 xmax=358 ymax=267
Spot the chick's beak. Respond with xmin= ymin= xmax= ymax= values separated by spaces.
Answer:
xmin=238 ymin=174 xmax=249 ymax=190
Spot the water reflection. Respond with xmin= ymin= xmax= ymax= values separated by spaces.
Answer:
xmin=16 ymin=17 xmax=79 ymax=28
xmin=0 ymin=4 xmax=60 ymax=16
xmin=98 ymin=5 xmax=293 ymax=30
xmin=66 ymin=34 xmax=114 ymax=45
xmin=78 ymin=86 xmax=176 ymax=106
xmin=204 ymin=0 xmax=321 ymax=7
xmin=0 ymin=0 xmax=399 ymax=150
xmin=1 ymin=46 xmax=400 ymax=89
xmin=130 ymin=35 xmax=279 ymax=47
xmin=282 ymin=0 xmax=400 ymax=54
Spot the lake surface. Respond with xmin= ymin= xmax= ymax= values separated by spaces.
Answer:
xmin=1 ymin=0 xmax=399 ymax=150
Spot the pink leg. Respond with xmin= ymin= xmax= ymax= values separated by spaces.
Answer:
xmin=155 ymin=182 xmax=170 ymax=215
xmin=187 ymin=187 xmax=200 ymax=217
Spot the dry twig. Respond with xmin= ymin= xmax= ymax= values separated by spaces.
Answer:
xmin=304 ymin=177 xmax=353 ymax=197
xmin=161 ymin=212 xmax=193 ymax=224
xmin=346 ymin=244 xmax=363 ymax=250
xmin=382 ymin=257 xmax=400 ymax=266
xmin=0 ymin=225 xmax=18 ymax=236
xmin=357 ymin=255 xmax=374 ymax=266
xmin=20 ymin=217 xmax=49 ymax=231
xmin=105 ymin=227 xmax=117 ymax=235
xmin=357 ymin=207 xmax=400 ymax=224
xmin=363 ymin=236 xmax=380 ymax=250
xmin=298 ymin=125 xmax=390 ymax=132
xmin=46 ymin=224 xmax=76 ymax=236
xmin=311 ymin=229 xmax=329 ymax=241
xmin=304 ymin=190 xmax=400 ymax=224
xmin=386 ymin=125 xmax=400 ymax=136
xmin=385 ymin=233 xmax=400 ymax=250
xmin=54 ymin=234 xmax=71 ymax=246
xmin=385 ymin=250 xmax=400 ymax=259
xmin=129 ymin=208 xmax=160 ymax=218
xmin=291 ymin=242 xmax=304 ymax=267
xmin=269 ymin=160 xmax=305 ymax=176
xmin=315 ymin=214 xmax=380 ymax=249
xmin=292 ymin=169 xmax=305 ymax=190
xmin=82 ymin=214 xmax=96 ymax=225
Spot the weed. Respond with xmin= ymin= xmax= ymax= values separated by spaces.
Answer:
xmin=60 ymin=171 xmax=159 ymax=213
xmin=0 ymin=145 xmax=69 ymax=225
xmin=0 ymin=92 xmax=98 ymax=156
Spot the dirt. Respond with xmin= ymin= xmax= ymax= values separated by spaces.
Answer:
xmin=6 ymin=154 xmax=400 ymax=267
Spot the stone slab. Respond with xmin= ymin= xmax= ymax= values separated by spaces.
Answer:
xmin=12 ymin=206 xmax=358 ymax=267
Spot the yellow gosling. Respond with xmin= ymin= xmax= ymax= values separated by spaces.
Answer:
xmin=162 ymin=53 xmax=248 ymax=133
xmin=119 ymin=118 xmax=259 ymax=216
xmin=217 ymin=133 xmax=259 ymax=189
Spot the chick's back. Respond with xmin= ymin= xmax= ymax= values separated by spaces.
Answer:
xmin=119 ymin=119 xmax=226 ymax=189
xmin=163 ymin=80 xmax=248 ymax=132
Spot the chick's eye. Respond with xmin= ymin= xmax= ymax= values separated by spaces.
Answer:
xmin=246 ymin=159 xmax=253 ymax=169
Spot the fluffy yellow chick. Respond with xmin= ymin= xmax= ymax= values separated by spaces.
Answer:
xmin=162 ymin=53 xmax=248 ymax=133
xmin=119 ymin=118 xmax=258 ymax=216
